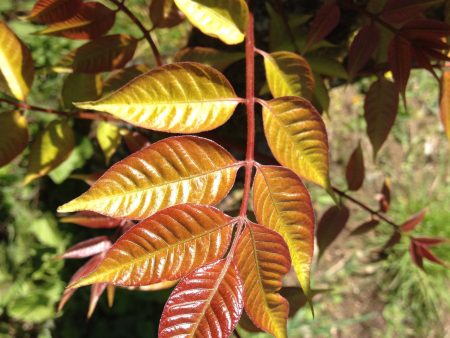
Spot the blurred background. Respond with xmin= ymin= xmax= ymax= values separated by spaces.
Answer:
xmin=0 ymin=0 xmax=449 ymax=337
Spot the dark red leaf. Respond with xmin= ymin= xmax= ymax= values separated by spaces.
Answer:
xmin=409 ymin=240 xmax=424 ymax=269
xmin=381 ymin=231 xmax=401 ymax=251
xmin=159 ymin=259 xmax=243 ymax=337
xmin=347 ymin=24 xmax=380 ymax=79
xmin=380 ymin=0 xmax=438 ymax=24
xmin=388 ymin=35 xmax=413 ymax=95
xmin=28 ymin=0 xmax=83 ymax=24
xmin=400 ymin=209 xmax=427 ymax=233
xmin=417 ymin=245 xmax=450 ymax=268
xmin=350 ymin=219 xmax=380 ymax=236
xmin=414 ymin=237 xmax=450 ymax=247
xmin=401 ymin=19 xmax=450 ymax=40
xmin=59 ymin=236 xmax=112 ymax=259
xmin=60 ymin=211 xmax=122 ymax=229
xmin=345 ymin=141 xmax=365 ymax=191
xmin=317 ymin=205 xmax=350 ymax=259
xmin=378 ymin=178 xmax=392 ymax=213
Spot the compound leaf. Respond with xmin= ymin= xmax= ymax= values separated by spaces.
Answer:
xmin=0 ymin=111 xmax=28 ymax=168
xmin=58 ymin=136 xmax=240 ymax=219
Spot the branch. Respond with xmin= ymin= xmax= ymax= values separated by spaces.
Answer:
xmin=108 ymin=0 xmax=163 ymax=67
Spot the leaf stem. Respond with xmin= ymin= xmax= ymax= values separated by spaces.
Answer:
xmin=108 ymin=0 xmax=163 ymax=67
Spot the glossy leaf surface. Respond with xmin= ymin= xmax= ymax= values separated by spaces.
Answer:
xmin=174 ymin=0 xmax=248 ymax=45
xmin=234 ymin=222 xmax=290 ymax=338
xmin=0 ymin=111 xmax=28 ymax=168
xmin=263 ymin=51 xmax=315 ymax=99
xmin=316 ymin=205 xmax=350 ymax=259
xmin=24 ymin=120 xmax=75 ymax=185
xmin=0 ymin=22 xmax=35 ymax=100
xmin=364 ymin=77 xmax=399 ymax=158
xmin=96 ymin=122 xmax=121 ymax=165
xmin=75 ymin=62 xmax=240 ymax=133
xmin=37 ymin=2 xmax=116 ymax=40
xmin=60 ymin=212 xmax=121 ymax=229
xmin=70 ymin=204 xmax=235 ymax=287
xmin=253 ymin=165 xmax=315 ymax=296
xmin=28 ymin=0 xmax=82 ymax=24
xmin=159 ymin=259 xmax=243 ymax=337
xmin=58 ymin=136 xmax=240 ymax=219
xmin=345 ymin=142 xmax=365 ymax=191
xmin=174 ymin=47 xmax=244 ymax=71
xmin=150 ymin=0 xmax=185 ymax=28
xmin=60 ymin=236 xmax=112 ymax=259
xmin=262 ymin=96 xmax=331 ymax=190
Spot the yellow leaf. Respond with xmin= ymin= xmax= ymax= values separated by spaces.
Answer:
xmin=57 ymin=136 xmax=241 ymax=219
xmin=75 ymin=62 xmax=241 ymax=133
xmin=0 ymin=22 xmax=34 ymax=100
xmin=253 ymin=165 xmax=315 ymax=297
xmin=262 ymin=96 xmax=331 ymax=190
xmin=0 ymin=111 xmax=28 ymax=168
xmin=24 ymin=119 xmax=75 ymax=185
xmin=262 ymin=51 xmax=315 ymax=99
xmin=174 ymin=0 xmax=248 ymax=45
xmin=96 ymin=121 xmax=122 ymax=165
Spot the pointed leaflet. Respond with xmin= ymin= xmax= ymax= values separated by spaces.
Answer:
xmin=0 ymin=22 xmax=34 ymax=100
xmin=380 ymin=0 xmax=441 ymax=24
xmin=174 ymin=47 xmax=244 ymax=72
xmin=75 ymin=62 xmax=240 ymax=133
xmin=24 ymin=120 xmax=75 ymax=185
xmin=60 ymin=212 xmax=121 ymax=229
xmin=388 ymin=35 xmax=412 ymax=95
xmin=316 ymin=205 xmax=350 ymax=259
xmin=0 ymin=111 xmax=28 ymax=168
xmin=150 ymin=0 xmax=185 ymax=28
xmin=27 ymin=0 xmax=82 ymax=24
xmin=69 ymin=204 xmax=235 ymax=287
xmin=378 ymin=178 xmax=391 ymax=213
xmin=364 ymin=77 xmax=399 ymax=158
xmin=400 ymin=209 xmax=427 ymax=233
xmin=61 ymin=73 xmax=102 ymax=108
xmin=440 ymin=70 xmax=450 ymax=142
xmin=159 ymin=259 xmax=243 ymax=337
xmin=121 ymin=130 xmax=150 ymax=153
xmin=345 ymin=142 xmax=365 ymax=191
xmin=262 ymin=96 xmax=331 ymax=190
xmin=87 ymin=283 xmax=107 ymax=318
xmin=414 ymin=237 xmax=450 ymax=247
xmin=348 ymin=24 xmax=380 ymax=79
xmin=262 ymin=51 xmax=315 ymax=100
xmin=409 ymin=240 xmax=424 ymax=269
xmin=58 ymin=136 xmax=240 ymax=219
xmin=234 ymin=222 xmax=290 ymax=338
xmin=37 ymin=2 xmax=115 ymax=40
xmin=253 ymin=165 xmax=315 ymax=296
xmin=96 ymin=122 xmax=122 ymax=165
xmin=107 ymin=284 xmax=115 ymax=307
xmin=66 ymin=35 xmax=137 ymax=74
xmin=174 ymin=0 xmax=248 ymax=45
xmin=60 ymin=236 xmax=112 ymax=259
xmin=350 ymin=220 xmax=380 ymax=236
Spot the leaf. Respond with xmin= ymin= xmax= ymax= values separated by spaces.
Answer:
xmin=364 ymin=77 xmax=399 ymax=158
xmin=87 ymin=283 xmax=106 ymax=318
xmin=174 ymin=0 xmax=249 ymax=45
xmin=57 ymin=136 xmax=240 ymax=219
xmin=388 ymin=35 xmax=412 ymax=95
xmin=440 ymin=70 xmax=450 ymax=142
xmin=316 ymin=205 xmax=350 ymax=259
xmin=61 ymin=73 xmax=102 ymax=108
xmin=27 ymin=0 xmax=83 ymax=24
xmin=0 ymin=22 xmax=35 ymax=100
xmin=417 ymin=245 xmax=450 ymax=268
xmin=174 ymin=47 xmax=244 ymax=71
xmin=262 ymin=96 xmax=331 ymax=190
xmin=96 ymin=122 xmax=122 ymax=165
xmin=75 ymin=62 xmax=240 ymax=133
xmin=280 ymin=287 xmax=329 ymax=317
xmin=348 ymin=24 xmax=380 ymax=79
xmin=24 ymin=119 xmax=75 ymax=185
xmin=69 ymin=172 xmax=103 ymax=186
xmin=345 ymin=141 xmax=365 ymax=191
xmin=60 ymin=236 xmax=112 ymax=259
xmin=37 ymin=2 xmax=116 ymax=40
xmin=0 ymin=111 xmax=28 ymax=168
xmin=121 ymin=130 xmax=150 ymax=153
xmin=350 ymin=220 xmax=380 ymax=236
xmin=312 ymin=73 xmax=330 ymax=114
xmin=306 ymin=55 xmax=348 ymax=80
xmin=159 ymin=259 xmax=243 ymax=337
xmin=66 ymin=34 xmax=138 ymax=73
xmin=380 ymin=0 xmax=442 ymax=24
xmin=253 ymin=165 xmax=315 ymax=296
xmin=304 ymin=0 xmax=340 ymax=52
xmin=69 ymin=204 xmax=235 ymax=287
xmin=60 ymin=212 xmax=121 ymax=229
xmin=378 ymin=178 xmax=391 ymax=213
xmin=134 ymin=280 xmax=178 ymax=292
xmin=409 ymin=240 xmax=424 ymax=269
xmin=103 ymin=64 xmax=151 ymax=94
xmin=400 ymin=209 xmax=427 ymax=233
xmin=106 ymin=284 xmax=115 ymax=307
xmin=262 ymin=51 xmax=315 ymax=99
xmin=414 ymin=237 xmax=450 ymax=247
xmin=234 ymin=222 xmax=290 ymax=338
xmin=400 ymin=19 xmax=450 ymax=41
xmin=381 ymin=231 xmax=401 ymax=251
xmin=150 ymin=0 xmax=185 ymax=28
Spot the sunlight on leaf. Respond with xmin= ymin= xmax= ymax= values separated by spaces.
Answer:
xmin=96 ymin=122 xmax=122 ymax=165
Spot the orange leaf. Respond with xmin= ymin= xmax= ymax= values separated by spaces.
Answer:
xmin=37 ymin=2 xmax=116 ymax=40
xmin=0 ymin=111 xmax=28 ymax=168
xmin=253 ymin=165 xmax=315 ymax=297
xmin=345 ymin=141 xmax=365 ymax=191
xmin=58 ymin=136 xmax=240 ymax=219
xmin=440 ymin=70 xmax=450 ymax=143
xmin=364 ymin=77 xmax=399 ymax=159
xmin=159 ymin=259 xmax=243 ymax=337
xmin=68 ymin=204 xmax=235 ymax=287
xmin=234 ymin=222 xmax=290 ymax=338
xmin=347 ymin=24 xmax=380 ymax=79
xmin=400 ymin=209 xmax=427 ymax=233
xmin=27 ymin=0 xmax=83 ymax=24
xmin=60 ymin=211 xmax=121 ymax=229
xmin=316 ymin=205 xmax=350 ymax=259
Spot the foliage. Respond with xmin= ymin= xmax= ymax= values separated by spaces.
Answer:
xmin=0 ymin=0 xmax=450 ymax=337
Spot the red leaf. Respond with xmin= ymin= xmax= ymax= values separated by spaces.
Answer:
xmin=60 ymin=212 xmax=122 ymax=229
xmin=347 ymin=24 xmax=380 ymax=78
xmin=380 ymin=0 xmax=438 ymax=24
xmin=350 ymin=219 xmax=380 ymax=236
xmin=316 ymin=205 xmax=350 ymax=259
xmin=28 ymin=0 xmax=83 ymax=24
xmin=123 ymin=131 xmax=151 ymax=153
xmin=345 ymin=141 xmax=365 ymax=191
xmin=409 ymin=240 xmax=424 ymax=269
xmin=400 ymin=209 xmax=427 ymax=233
xmin=87 ymin=283 xmax=107 ymax=318
xmin=59 ymin=236 xmax=112 ymax=259
xmin=382 ymin=231 xmax=401 ymax=250
xmin=401 ymin=19 xmax=450 ymax=40
xmin=388 ymin=35 xmax=413 ymax=95
xmin=159 ymin=259 xmax=243 ymax=337
xmin=417 ymin=245 xmax=450 ymax=268
xmin=377 ymin=178 xmax=392 ymax=213
xmin=304 ymin=1 xmax=340 ymax=52
xmin=414 ymin=237 xmax=450 ymax=247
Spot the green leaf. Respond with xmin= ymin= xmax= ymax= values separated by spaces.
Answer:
xmin=96 ymin=121 xmax=122 ymax=165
